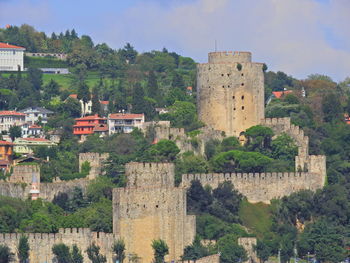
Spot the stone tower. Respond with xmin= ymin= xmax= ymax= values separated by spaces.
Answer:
xmin=113 ymin=162 xmax=195 ymax=263
xmin=197 ymin=51 xmax=265 ymax=137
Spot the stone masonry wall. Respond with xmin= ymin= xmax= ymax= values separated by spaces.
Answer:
xmin=0 ymin=228 xmax=116 ymax=263
xmin=197 ymin=51 xmax=265 ymax=137
xmin=238 ymin=237 xmax=258 ymax=263
xmin=8 ymin=165 xmax=40 ymax=184
xmin=0 ymin=178 xmax=89 ymax=201
xmin=181 ymin=171 xmax=325 ymax=204
xmin=113 ymin=162 xmax=196 ymax=263
xmin=79 ymin=152 xmax=109 ymax=179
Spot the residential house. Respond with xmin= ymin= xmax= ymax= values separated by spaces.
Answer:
xmin=73 ymin=114 xmax=107 ymax=140
xmin=19 ymin=106 xmax=54 ymax=124
xmin=0 ymin=42 xmax=25 ymax=71
xmin=0 ymin=111 xmax=26 ymax=133
xmin=14 ymin=137 xmax=57 ymax=155
xmin=22 ymin=124 xmax=43 ymax=138
xmin=108 ymin=113 xmax=145 ymax=134
xmin=0 ymin=140 xmax=13 ymax=171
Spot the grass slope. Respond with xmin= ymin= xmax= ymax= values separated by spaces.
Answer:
xmin=239 ymin=199 xmax=274 ymax=239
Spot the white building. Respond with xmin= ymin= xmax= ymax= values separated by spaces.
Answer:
xmin=0 ymin=111 xmax=26 ymax=133
xmin=0 ymin=42 xmax=25 ymax=71
xmin=19 ymin=106 xmax=54 ymax=124
xmin=21 ymin=124 xmax=43 ymax=138
xmin=108 ymin=113 xmax=145 ymax=134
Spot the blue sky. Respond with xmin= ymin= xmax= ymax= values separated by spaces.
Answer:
xmin=0 ymin=0 xmax=349 ymax=81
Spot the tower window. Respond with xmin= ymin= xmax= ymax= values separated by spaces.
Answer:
xmin=241 ymin=95 xmax=244 ymax=100
xmin=242 ymin=106 xmax=245 ymax=110
xmin=222 ymin=85 xmax=225 ymax=88
xmin=233 ymin=108 xmax=236 ymax=110
xmin=241 ymin=83 xmax=244 ymax=86
xmin=227 ymin=74 xmax=230 ymax=77
xmin=241 ymin=73 xmax=244 ymax=76
xmin=221 ymin=74 xmax=224 ymax=76
xmin=232 ymin=96 xmax=235 ymax=99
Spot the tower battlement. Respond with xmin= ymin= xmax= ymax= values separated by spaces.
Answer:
xmin=208 ymin=51 xmax=252 ymax=63
xmin=125 ymin=162 xmax=175 ymax=188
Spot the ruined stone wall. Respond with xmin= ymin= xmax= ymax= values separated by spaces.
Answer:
xmin=0 ymin=228 xmax=116 ymax=263
xmin=197 ymin=51 xmax=265 ymax=137
xmin=181 ymin=171 xmax=325 ymax=204
xmin=261 ymin=118 xmax=309 ymax=157
xmin=238 ymin=237 xmax=258 ymax=263
xmin=0 ymin=178 xmax=89 ymax=201
xmin=79 ymin=152 xmax=109 ymax=179
xmin=8 ymin=165 xmax=40 ymax=184
xmin=154 ymin=125 xmax=224 ymax=155
xmin=113 ymin=162 xmax=195 ymax=263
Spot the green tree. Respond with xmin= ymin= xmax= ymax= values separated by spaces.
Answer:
xmin=146 ymin=71 xmax=160 ymax=101
xmin=146 ymin=139 xmax=180 ymax=162
xmin=52 ymin=243 xmax=71 ymax=263
xmin=182 ymin=236 xmax=210 ymax=262
xmin=255 ymin=239 xmax=271 ymax=263
xmin=86 ymin=243 xmax=107 ymax=263
xmin=271 ymin=133 xmax=298 ymax=161
xmin=322 ymin=93 xmax=343 ymax=123
xmin=187 ymin=180 xmax=213 ymax=214
xmin=151 ymin=239 xmax=169 ymax=263
xmin=91 ymin=85 xmax=101 ymax=115
xmin=245 ymin=125 xmax=274 ymax=152
xmin=210 ymin=150 xmax=272 ymax=173
xmin=0 ymin=244 xmax=14 ymax=263
xmin=217 ymin=234 xmax=247 ymax=263
xmin=119 ymin=43 xmax=137 ymax=64
xmin=43 ymin=79 xmax=60 ymax=100
xmin=71 ymin=245 xmax=83 ymax=263
xmin=112 ymin=239 xmax=125 ymax=263
xmin=77 ymin=82 xmax=90 ymax=115
xmin=17 ymin=235 xmax=29 ymax=263
xmin=9 ymin=125 xmax=21 ymax=141
xmin=132 ymin=83 xmax=146 ymax=114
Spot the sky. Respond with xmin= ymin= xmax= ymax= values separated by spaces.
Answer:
xmin=0 ymin=0 xmax=349 ymax=81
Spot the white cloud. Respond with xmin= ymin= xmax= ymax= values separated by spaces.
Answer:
xmin=104 ymin=0 xmax=350 ymax=81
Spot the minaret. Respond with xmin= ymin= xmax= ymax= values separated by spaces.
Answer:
xmin=29 ymin=172 xmax=40 ymax=200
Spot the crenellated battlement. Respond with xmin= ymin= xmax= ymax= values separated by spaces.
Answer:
xmin=0 ymin=228 xmax=117 ymax=263
xmin=181 ymin=170 xmax=325 ymax=204
xmin=79 ymin=152 xmax=109 ymax=179
xmin=208 ymin=51 xmax=252 ymax=63
xmin=125 ymin=162 xmax=175 ymax=188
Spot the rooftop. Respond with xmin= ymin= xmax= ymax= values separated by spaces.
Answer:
xmin=0 ymin=140 xmax=13 ymax=146
xmin=75 ymin=114 xmax=107 ymax=121
xmin=0 ymin=111 xmax=26 ymax=116
xmin=19 ymin=106 xmax=54 ymax=114
xmin=0 ymin=42 xmax=25 ymax=50
xmin=272 ymin=90 xmax=293 ymax=99
xmin=109 ymin=113 xmax=144 ymax=119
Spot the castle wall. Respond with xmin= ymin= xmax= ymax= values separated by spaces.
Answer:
xmin=238 ymin=237 xmax=258 ymax=263
xmin=0 ymin=178 xmax=89 ymax=201
xmin=197 ymin=51 xmax=265 ymax=137
xmin=113 ymin=162 xmax=196 ymax=263
xmin=0 ymin=228 xmax=116 ymax=263
xmin=8 ymin=165 xmax=40 ymax=184
xmin=79 ymin=152 xmax=109 ymax=179
xmin=181 ymin=171 xmax=325 ymax=204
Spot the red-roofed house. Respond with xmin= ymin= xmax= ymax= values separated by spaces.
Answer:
xmin=22 ymin=123 xmax=43 ymax=138
xmin=0 ymin=140 xmax=13 ymax=170
xmin=0 ymin=42 xmax=25 ymax=71
xmin=73 ymin=114 xmax=107 ymax=139
xmin=272 ymin=90 xmax=293 ymax=99
xmin=0 ymin=111 xmax=26 ymax=132
xmin=108 ymin=113 xmax=145 ymax=134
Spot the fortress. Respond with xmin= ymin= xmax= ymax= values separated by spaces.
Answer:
xmin=197 ymin=51 xmax=265 ymax=137
xmin=0 ymin=51 xmax=326 ymax=263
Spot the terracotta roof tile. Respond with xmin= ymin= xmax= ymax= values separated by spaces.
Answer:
xmin=272 ymin=90 xmax=293 ymax=99
xmin=0 ymin=140 xmax=13 ymax=145
xmin=0 ymin=111 xmax=26 ymax=116
xmin=0 ymin=42 xmax=25 ymax=49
